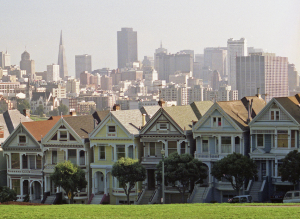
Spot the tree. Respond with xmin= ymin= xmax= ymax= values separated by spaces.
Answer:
xmin=17 ymin=99 xmax=31 ymax=114
xmin=279 ymin=150 xmax=300 ymax=189
xmin=211 ymin=153 xmax=257 ymax=195
xmin=49 ymin=108 xmax=59 ymax=116
xmin=35 ymin=105 xmax=44 ymax=117
xmin=58 ymin=103 xmax=69 ymax=115
xmin=156 ymin=152 xmax=207 ymax=203
xmin=50 ymin=161 xmax=87 ymax=204
xmin=0 ymin=186 xmax=17 ymax=203
xmin=112 ymin=158 xmax=146 ymax=205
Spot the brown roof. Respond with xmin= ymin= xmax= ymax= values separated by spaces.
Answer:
xmin=64 ymin=115 xmax=95 ymax=139
xmin=22 ymin=116 xmax=65 ymax=142
xmin=275 ymin=95 xmax=300 ymax=124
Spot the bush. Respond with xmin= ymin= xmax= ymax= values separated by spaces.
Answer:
xmin=23 ymin=194 xmax=30 ymax=202
xmin=0 ymin=186 xmax=17 ymax=203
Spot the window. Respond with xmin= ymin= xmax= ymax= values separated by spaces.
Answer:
xmin=221 ymin=137 xmax=231 ymax=153
xmin=294 ymin=192 xmax=300 ymax=197
xmin=12 ymin=179 xmax=20 ymax=195
xmin=291 ymin=130 xmax=296 ymax=148
xmin=99 ymin=146 xmax=105 ymax=160
xmin=168 ymin=141 xmax=177 ymax=155
xmin=271 ymin=110 xmax=280 ymax=120
xmin=117 ymin=145 xmax=125 ymax=160
xmin=277 ymin=130 xmax=288 ymax=148
xmin=149 ymin=142 xmax=156 ymax=156
xmin=212 ymin=117 xmax=222 ymax=127
xmin=11 ymin=153 xmax=20 ymax=169
xmin=52 ymin=150 xmax=57 ymax=164
xmin=59 ymin=131 xmax=68 ymax=141
xmin=128 ymin=146 xmax=133 ymax=159
xmin=216 ymin=138 xmax=219 ymax=153
xmin=257 ymin=134 xmax=264 ymax=147
xmin=80 ymin=151 xmax=85 ymax=165
xmin=68 ymin=149 xmax=77 ymax=164
xmin=202 ymin=140 xmax=209 ymax=153
xmin=36 ymin=155 xmax=42 ymax=169
xmin=112 ymin=147 xmax=114 ymax=161
xmin=158 ymin=123 xmax=168 ymax=130
xmin=19 ymin=135 xmax=26 ymax=145
xmin=108 ymin=126 xmax=116 ymax=132
xmin=22 ymin=155 xmax=28 ymax=169
xmin=180 ymin=142 xmax=185 ymax=154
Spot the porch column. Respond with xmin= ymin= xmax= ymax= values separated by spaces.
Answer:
xmin=20 ymin=179 xmax=23 ymax=198
xmin=92 ymin=174 xmax=95 ymax=194
xmin=104 ymin=172 xmax=107 ymax=195
xmin=165 ymin=141 xmax=168 ymax=157
xmin=56 ymin=186 xmax=59 ymax=193
xmin=44 ymin=176 xmax=47 ymax=192
xmin=275 ymin=159 xmax=278 ymax=178
xmin=231 ymin=136 xmax=234 ymax=153
xmin=218 ymin=136 xmax=221 ymax=154
xmin=288 ymin=130 xmax=291 ymax=149
xmin=77 ymin=149 xmax=80 ymax=165
xmin=30 ymin=182 xmax=32 ymax=201
xmin=177 ymin=141 xmax=180 ymax=154
xmin=143 ymin=143 xmax=146 ymax=158
xmin=20 ymin=154 xmax=22 ymax=170
xmin=41 ymin=183 xmax=44 ymax=200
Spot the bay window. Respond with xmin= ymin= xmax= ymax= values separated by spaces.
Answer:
xmin=117 ymin=145 xmax=125 ymax=160
xmin=277 ymin=130 xmax=288 ymax=148
xmin=221 ymin=137 xmax=231 ymax=153
xmin=168 ymin=141 xmax=177 ymax=155
xmin=11 ymin=153 xmax=20 ymax=169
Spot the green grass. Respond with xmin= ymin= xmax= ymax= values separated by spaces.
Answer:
xmin=1 ymin=203 xmax=300 ymax=219
xmin=30 ymin=115 xmax=49 ymax=121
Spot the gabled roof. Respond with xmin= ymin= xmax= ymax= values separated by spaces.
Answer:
xmin=111 ymin=109 xmax=143 ymax=135
xmin=64 ymin=115 xmax=95 ymax=139
xmin=22 ymin=115 xmax=67 ymax=142
xmin=163 ymin=105 xmax=198 ymax=131
xmin=139 ymin=105 xmax=160 ymax=122
xmin=190 ymin=101 xmax=214 ymax=120
xmin=3 ymin=110 xmax=32 ymax=134
xmin=216 ymin=96 xmax=266 ymax=130
xmin=31 ymin=91 xmax=51 ymax=101
xmin=92 ymin=110 xmax=110 ymax=124
xmin=275 ymin=94 xmax=300 ymax=124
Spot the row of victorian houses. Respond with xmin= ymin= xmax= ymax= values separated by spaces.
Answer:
xmin=1 ymin=92 xmax=300 ymax=204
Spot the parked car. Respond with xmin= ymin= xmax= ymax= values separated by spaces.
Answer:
xmin=283 ymin=191 xmax=300 ymax=203
xmin=270 ymin=191 xmax=285 ymax=203
xmin=229 ymin=195 xmax=252 ymax=203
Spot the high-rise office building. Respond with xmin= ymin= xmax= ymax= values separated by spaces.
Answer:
xmin=236 ymin=53 xmax=288 ymax=102
xmin=0 ymin=51 xmax=11 ymax=68
xmin=227 ymin=38 xmax=247 ymax=90
xmin=117 ymin=28 xmax=138 ymax=69
xmin=204 ymin=47 xmax=227 ymax=77
xmin=57 ymin=31 xmax=68 ymax=79
xmin=20 ymin=50 xmax=35 ymax=81
xmin=47 ymin=64 xmax=60 ymax=82
xmin=288 ymin=64 xmax=299 ymax=91
xmin=75 ymin=54 xmax=92 ymax=79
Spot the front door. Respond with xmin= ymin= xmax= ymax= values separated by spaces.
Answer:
xmin=147 ymin=169 xmax=155 ymax=190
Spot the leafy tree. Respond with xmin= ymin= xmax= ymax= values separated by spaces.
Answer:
xmin=112 ymin=158 xmax=146 ymax=205
xmin=0 ymin=186 xmax=17 ymax=203
xmin=17 ymin=99 xmax=31 ymax=114
xmin=58 ymin=103 xmax=69 ymax=115
xmin=156 ymin=152 xmax=207 ymax=203
xmin=279 ymin=150 xmax=300 ymax=189
xmin=49 ymin=108 xmax=59 ymax=116
xmin=50 ymin=161 xmax=87 ymax=204
xmin=211 ymin=153 xmax=257 ymax=195
xmin=35 ymin=105 xmax=44 ymax=117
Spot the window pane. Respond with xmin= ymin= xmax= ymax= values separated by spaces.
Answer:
xmin=117 ymin=145 xmax=125 ymax=160
xmin=291 ymin=130 xmax=296 ymax=148
xmin=19 ymin=135 xmax=26 ymax=143
xmin=68 ymin=149 xmax=77 ymax=164
xmin=52 ymin=151 xmax=57 ymax=164
xmin=11 ymin=153 xmax=20 ymax=169
xmin=168 ymin=141 xmax=177 ymax=155
xmin=36 ymin=155 xmax=42 ymax=169
xmin=218 ymin=118 xmax=222 ymax=126
xmin=150 ymin=142 xmax=155 ymax=156
xmin=257 ymin=134 xmax=264 ymax=147
xmin=271 ymin=111 xmax=274 ymax=120
xmin=276 ymin=111 xmax=279 ymax=120
xmin=128 ymin=146 xmax=133 ymax=159
xmin=12 ymin=179 xmax=20 ymax=195
xmin=221 ymin=137 xmax=231 ymax=153
xmin=99 ymin=146 xmax=105 ymax=160
xmin=80 ymin=151 xmax=85 ymax=165
xmin=22 ymin=155 xmax=28 ymax=169
xmin=277 ymin=131 xmax=288 ymax=148
xmin=159 ymin=123 xmax=167 ymax=130
xmin=180 ymin=142 xmax=185 ymax=154
xmin=108 ymin=126 xmax=116 ymax=132
xmin=202 ymin=140 xmax=208 ymax=152
xmin=60 ymin=131 xmax=67 ymax=139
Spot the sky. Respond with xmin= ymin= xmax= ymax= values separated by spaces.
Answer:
xmin=0 ymin=0 xmax=300 ymax=76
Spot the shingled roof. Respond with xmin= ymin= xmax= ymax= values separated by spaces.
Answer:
xmin=190 ymin=101 xmax=214 ymax=120
xmin=64 ymin=115 xmax=95 ymax=139
xmin=274 ymin=94 xmax=300 ymax=124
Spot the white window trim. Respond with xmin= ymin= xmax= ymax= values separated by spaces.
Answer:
xmin=58 ymin=130 xmax=68 ymax=141
xmin=51 ymin=150 xmax=58 ymax=164
xmin=270 ymin=109 xmax=280 ymax=121
xmin=98 ymin=145 xmax=106 ymax=160
xmin=148 ymin=142 xmax=156 ymax=157
xmin=201 ymin=139 xmax=209 ymax=153
xmin=157 ymin=122 xmax=169 ymax=130
xmin=128 ymin=145 xmax=134 ymax=159
xmin=212 ymin=117 xmax=222 ymax=128
xmin=17 ymin=134 xmax=27 ymax=145
xmin=107 ymin=125 xmax=116 ymax=133
xmin=256 ymin=134 xmax=264 ymax=148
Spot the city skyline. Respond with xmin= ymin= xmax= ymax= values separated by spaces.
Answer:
xmin=0 ymin=0 xmax=299 ymax=76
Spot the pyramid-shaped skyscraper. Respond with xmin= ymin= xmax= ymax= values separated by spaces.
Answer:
xmin=57 ymin=30 xmax=68 ymax=79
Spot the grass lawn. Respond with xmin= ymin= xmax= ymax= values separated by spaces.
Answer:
xmin=1 ymin=203 xmax=300 ymax=218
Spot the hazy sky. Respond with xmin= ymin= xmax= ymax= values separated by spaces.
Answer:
xmin=1 ymin=0 xmax=300 ymax=76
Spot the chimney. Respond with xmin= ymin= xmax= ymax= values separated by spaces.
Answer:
xmin=158 ymin=99 xmax=165 ymax=107
xmin=69 ymin=111 xmax=77 ymax=116
xmin=247 ymin=99 xmax=253 ymax=124
xmin=256 ymin=88 xmax=261 ymax=98
xmin=23 ymin=109 xmax=30 ymax=118
xmin=142 ymin=114 xmax=146 ymax=126
xmin=112 ymin=104 xmax=121 ymax=111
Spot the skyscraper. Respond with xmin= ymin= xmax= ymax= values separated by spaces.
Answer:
xmin=75 ymin=54 xmax=92 ymax=79
xmin=236 ymin=53 xmax=288 ymax=102
xmin=47 ymin=64 xmax=60 ymax=82
xmin=0 ymin=51 xmax=10 ymax=68
xmin=227 ymin=38 xmax=247 ymax=90
xmin=20 ymin=50 xmax=35 ymax=81
xmin=204 ymin=47 xmax=227 ymax=77
xmin=117 ymin=28 xmax=138 ymax=69
xmin=57 ymin=31 xmax=68 ymax=80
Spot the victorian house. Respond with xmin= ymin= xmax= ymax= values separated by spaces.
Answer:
xmin=191 ymin=96 xmax=265 ymax=203
xmin=248 ymin=94 xmax=300 ymax=202
xmin=88 ymin=107 xmax=158 ymax=205
xmin=138 ymin=101 xmax=213 ymax=204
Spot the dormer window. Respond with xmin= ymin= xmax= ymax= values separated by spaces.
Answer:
xmin=271 ymin=110 xmax=280 ymax=120
xmin=18 ymin=135 xmax=27 ymax=146
xmin=158 ymin=123 xmax=168 ymax=130
xmin=212 ymin=117 xmax=222 ymax=127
